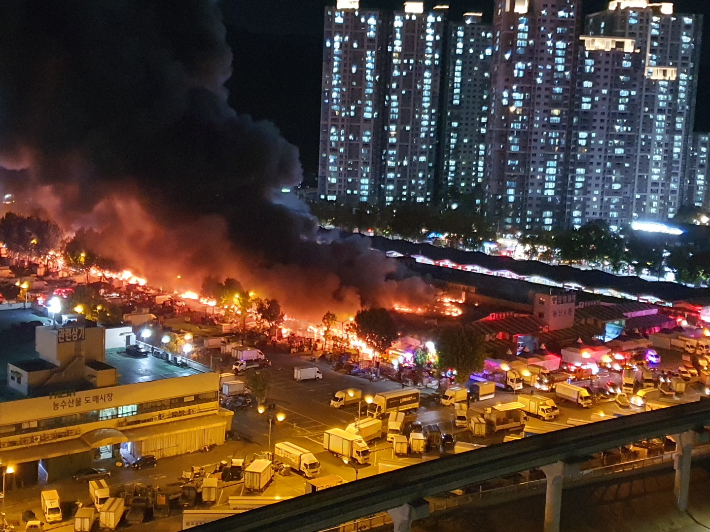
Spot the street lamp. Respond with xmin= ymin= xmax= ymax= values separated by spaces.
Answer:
xmin=184 ymin=332 xmax=193 ymax=341
xmin=258 ymin=405 xmax=285 ymax=453
xmin=161 ymin=335 xmax=171 ymax=345
xmin=2 ymin=465 xmax=13 ymax=511
xmin=48 ymin=297 xmax=62 ymax=325
xmin=182 ymin=343 xmax=193 ymax=355
xmin=359 ymin=394 xmax=374 ymax=422
xmin=141 ymin=329 xmax=152 ymax=340
xmin=20 ymin=282 xmax=29 ymax=309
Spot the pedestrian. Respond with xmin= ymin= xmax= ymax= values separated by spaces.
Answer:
xmin=401 ymin=381 xmax=405 ymax=389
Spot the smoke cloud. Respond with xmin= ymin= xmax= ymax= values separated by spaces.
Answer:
xmin=0 ymin=0 xmax=434 ymax=320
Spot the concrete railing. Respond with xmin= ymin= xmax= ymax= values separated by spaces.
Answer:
xmin=317 ymin=444 xmax=710 ymax=532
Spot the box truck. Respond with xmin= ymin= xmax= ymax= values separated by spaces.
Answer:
xmin=305 ymin=475 xmax=345 ymax=494
xmin=480 ymin=402 xmax=528 ymax=433
xmin=221 ymin=380 xmax=248 ymax=396
xmin=386 ymin=412 xmax=411 ymax=442
xmin=243 ymin=459 xmax=274 ymax=492
xmin=367 ymin=389 xmax=420 ymax=418
xmin=516 ymin=394 xmax=560 ymax=421
xmin=203 ymin=337 xmax=224 ymax=349
xmin=74 ymin=507 xmax=96 ymax=532
xmin=99 ymin=498 xmax=125 ymax=531
xmin=89 ymin=479 xmax=110 ymax=509
xmin=200 ymin=477 xmax=218 ymax=504
xmin=346 ymin=418 xmax=383 ymax=443
xmin=231 ymin=347 xmax=265 ymax=361
xmin=294 ymin=367 xmax=323 ymax=381
xmin=440 ymin=386 xmax=468 ymax=406
xmin=409 ymin=432 xmax=427 ymax=454
xmin=323 ymin=429 xmax=370 ymax=464
xmin=391 ymin=435 xmax=409 ymax=455
xmin=468 ymin=381 xmax=496 ymax=402
xmin=274 ymin=442 xmax=321 ymax=478
xmin=41 ymin=490 xmax=62 ymax=524
xmin=555 ymin=382 xmax=592 ymax=408
xmin=330 ymin=388 xmax=362 ymax=408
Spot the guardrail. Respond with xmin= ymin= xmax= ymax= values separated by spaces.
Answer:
xmin=317 ymin=444 xmax=710 ymax=532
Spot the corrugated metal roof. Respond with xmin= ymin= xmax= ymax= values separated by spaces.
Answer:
xmin=471 ymin=316 xmax=545 ymax=336
xmin=575 ymin=305 xmax=625 ymax=322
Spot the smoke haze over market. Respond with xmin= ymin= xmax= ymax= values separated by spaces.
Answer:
xmin=0 ymin=0 xmax=433 ymax=320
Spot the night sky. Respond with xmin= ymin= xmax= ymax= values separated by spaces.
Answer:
xmin=222 ymin=0 xmax=710 ymax=176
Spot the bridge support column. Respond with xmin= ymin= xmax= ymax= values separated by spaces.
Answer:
xmin=541 ymin=461 xmax=566 ymax=532
xmin=387 ymin=499 xmax=429 ymax=532
xmin=674 ymin=430 xmax=697 ymax=512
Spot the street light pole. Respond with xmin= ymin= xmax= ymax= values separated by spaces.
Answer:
xmin=2 ymin=465 xmax=13 ymax=512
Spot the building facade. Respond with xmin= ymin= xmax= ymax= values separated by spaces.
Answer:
xmin=486 ymin=0 xmax=581 ymax=231
xmin=441 ymin=13 xmax=493 ymax=207
xmin=567 ymin=36 xmax=643 ymax=230
xmin=569 ymin=0 xmax=703 ymax=227
xmin=685 ymin=132 xmax=710 ymax=210
xmin=319 ymin=0 xmax=389 ymax=204
xmin=382 ymin=2 xmax=447 ymax=204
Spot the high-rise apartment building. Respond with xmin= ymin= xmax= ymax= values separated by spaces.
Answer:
xmin=382 ymin=2 xmax=447 ymax=204
xmin=441 ymin=13 xmax=494 ymax=205
xmin=318 ymin=0 xmax=388 ymax=204
xmin=568 ymin=0 xmax=702 ymax=228
xmin=486 ymin=0 xmax=581 ymax=231
xmin=686 ymin=132 xmax=710 ymax=210
xmin=567 ymin=36 xmax=643 ymax=230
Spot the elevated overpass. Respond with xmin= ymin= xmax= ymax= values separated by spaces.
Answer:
xmin=195 ymin=400 xmax=710 ymax=532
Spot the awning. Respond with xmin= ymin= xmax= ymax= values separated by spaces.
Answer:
xmin=0 ymin=438 xmax=90 ymax=465
xmin=122 ymin=414 xmax=230 ymax=442
xmin=81 ymin=428 xmax=128 ymax=449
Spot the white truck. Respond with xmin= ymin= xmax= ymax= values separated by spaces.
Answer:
xmin=221 ymin=342 xmax=240 ymax=354
xmin=330 ymin=388 xmax=362 ymax=408
xmin=89 ymin=479 xmax=110 ymax=509
xmin=386 ymin=412 xmax=414 ymax=442
xmin=367 ymin=389 xmax=420 ymax=418
xmin=516 ymin=394 xmax=560 ymax=421
xmin=346 ymin=418 xmax=383 ymax=443
xmin=221 ymin=380 xmax=248 ymax=396
xmin=203 ymin=337 xmax=224 ymax=349
xmin=244 ymin=459 xmax=274 ymax=492
xmin=74 ymin=507 xmax=96 ymax=532
xmin=392 ymin=434 xmax=409 ymax=455
xmin=305 ymin=475 xmax=345 ymax=494
xmin=478 ymin=402 xmax=528 ymax=433
xmin=274 ymin=442 xmax=321 ymax=478
xmin=99 ymin=497 xmax=125 ymax=531
xmin=440 ymin=386 xmax=468 ymax=406
xmin=41 ymin=490 xmax=62 ymax=524
xmin=323 ymin=428 xmax=370 ymax=464
xmin=232 ymin=348 xmax=270 ymax=373
xmin=468 ymin=381 xmax=496 ymax=402
xmin=622 ymin=366 xmax=636 ymax=394
xmin=201 ymin=477 xmax=218 ymax=504
xmin=555 ymin=382 xmax=592 ymax=408
xmin=409 ymin=432 xmax=427 ymax=454
xmin=294 ymin=367 xmax=323 ymax=381
xmin=454 ymin=403 xmax=469 ymax=428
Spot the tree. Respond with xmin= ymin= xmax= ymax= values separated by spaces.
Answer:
xmin=0 ymin=212 xmax=63 ymax=259
xmin=255 ymin=298 xmax=284 ymax=330
xmin=322 ymin=311 xmax=337 ymax=335
xmin=244 ymin=368 xmax=271 ymax=402
xmin=437 ymin=326 xmax=488 ymax=384
xmin=355 ymin=308 xmax=398 ymax=353
xmin=66 ymin=285 xmax=107 ymax=322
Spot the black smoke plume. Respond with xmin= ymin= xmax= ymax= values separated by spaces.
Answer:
xmin=0 ymin=0 xmax=433 ymax=320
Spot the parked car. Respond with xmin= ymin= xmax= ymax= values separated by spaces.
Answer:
xmin=132 ymin=455 xmax=158 ymax=469
xmin=683 ymin=364 xmax=699 ymax=377
xmin=592 ymin=387 xmax=612 ymax=401
xmin=441 ymin=433 xmax=455 ymax=452
xmin=73 ymin=467 xmax=111 ymax=482
xmin=126 ymin=345 xmax=150 ymax=357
